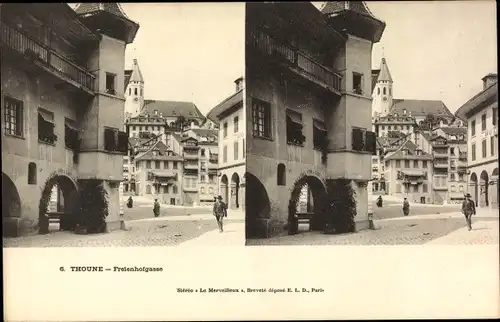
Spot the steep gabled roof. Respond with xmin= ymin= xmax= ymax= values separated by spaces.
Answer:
xmin=206 ymin=89 xmax=243 ymax=125
xmin=377 ymin=57 xmax=392 ymax=82
xmin=134 ymin=140 xmax=182 ymax=161
xmin=142 ymin=100 xmax=206 ymax=120
xmin=74 ymin=3 xmax=131 ymax=20
xmin=385 ymin=138 xmax=433 ymax=161
xmin=320 ymin=1 xmax=377 ymax=18
xmin=390 ymin=99 xmax=453 ymax=119
xmin=129 ymin=58 xmax=144 ymax=83
xmin=439 ymin=127 xmax=467 ymax=136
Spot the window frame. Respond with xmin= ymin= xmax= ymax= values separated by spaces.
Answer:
xmin=105 ymin=72 xmax=117 ymax=96
xmin=38 ymin=107 xmax=56 ymax=145
xmin=3 ymin=96 xmax=24 ymax=137
xmin=252 ymin=98 xmax=272 ymax=139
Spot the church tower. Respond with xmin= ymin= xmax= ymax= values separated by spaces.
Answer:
xmin=372 ymin=57 xmax=393 ymax=118
xmin=125 ymin=58 xmax=144 ymax=119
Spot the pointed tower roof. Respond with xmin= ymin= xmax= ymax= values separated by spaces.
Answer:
xmin=377 ymin=57 xmax=393 ymax=82
xmin=129 ymin=59 xmax=144 ymax=83
xmin=320 ymin=1 xmax=377 ymax=18
xmin=74 ymin=3 xmax=131 ymax=20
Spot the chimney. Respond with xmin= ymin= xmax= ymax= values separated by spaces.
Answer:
xmin=482 ymin=73 xmax=498 ymax=90
xmin=234 ymin=77 xmax=244 ymax=92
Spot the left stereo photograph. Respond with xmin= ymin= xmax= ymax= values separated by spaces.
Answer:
xmin=1 ymin=2 xmax=246 ymax=248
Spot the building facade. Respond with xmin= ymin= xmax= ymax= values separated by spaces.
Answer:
xmin=206 ymin=77 xmax=245 ymax=211
xmin=245 ymin=2 xmax=384 ymax=238
xmin=456 ymin=73 xmax=498 ymax=209
xmin=383 ymin=139 xmax=434 ymax=203
xmin=1 ymin=3 xmax=138 ymax=236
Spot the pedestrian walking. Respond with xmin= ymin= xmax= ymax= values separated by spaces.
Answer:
xmin=376 ymin=195 xmax=383 ymax=208
xmin=402 ymin=197 xmax=410 ymax=216
xmin=461 ymin=193 xmax=476 ymax=231
xmin=153 ymin=198 xmax=160 ymax=218
xmin=213 ymin=195 xmax=227 ymax=232
xmin=127 ymin=196 xmax=133 ymax=208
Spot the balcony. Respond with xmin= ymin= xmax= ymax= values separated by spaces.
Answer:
xmin=433 ymin=150 xmax=448 ymax=158
xmin=184 ymin=153 xmax=199 ymax=160
xmin=0 ymin=22 xmax=95 ymax=94
xmin=249 ymin=30 xmax=342 ymax=94
xmin=459 ymin=152 xmax=467 ymax=160
xmin=184 ymin=162 xmax=198 ymax=170
xmin=433 ymin=162 xmax=448 ymax=169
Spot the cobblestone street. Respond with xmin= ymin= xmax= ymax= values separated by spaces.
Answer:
xmin=246 ymin=209 xmax=499 ymax=246
xmin=3 ymin=206 xmax=244 ymax=247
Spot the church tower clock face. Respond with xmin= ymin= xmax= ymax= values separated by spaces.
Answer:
xmin=382 ymin=96 xmax=388 ymax=102
xmin=134 ymin=97 xmax=139 ymax=102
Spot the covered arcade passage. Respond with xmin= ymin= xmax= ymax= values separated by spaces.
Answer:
xmin=2 ymin=173 xmax=22 ymax=237
xmin=287 ymin=174 xmax=328 ymax=234
xmin=245 ymin=172 xmax=271 ymax=238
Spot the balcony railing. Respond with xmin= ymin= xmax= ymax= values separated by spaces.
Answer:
xmin=184 ymin=154 xmax=199 ymax=160
xmin=0 ymin=22 xmax=95 ymax=93
xmin=250 ymin=30 xmax=342 ymax=93
xmin=184 ymin=162 xmax=198 ymax=170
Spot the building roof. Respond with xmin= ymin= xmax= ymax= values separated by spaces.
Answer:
xmin=141 ymin=100 xmax=206 ymax=120
xmin=390 ymin=99 xmax=453 ymax=119
xmin=74 ymin=3 xmax=131 ymax=20
xmin=439 ymin=127 xmax=467 ymax=136
xmin=385 ymin=139 xmax=433 ymax=161
xmin=128 ymin=59 xmax=144 ymax=83
xmin=135 ymin=140 xmax=183 ymax=161
xmin=320 ymin=1 xmax=377 ymax=18
xmin=206 ymin=89 xmax=243 ymax=124
xmin=124 ymin=70 xmax=132 ymax=91
xmin=190 ymin=128 xmax=218 ymax=140
xmin=376 ymin=57 xmax=393 ymax=82
xmin=455 ymin=80 xmax=498 ymax=120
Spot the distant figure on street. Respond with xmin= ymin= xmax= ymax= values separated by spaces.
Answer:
xmin=213 ymin=195 xmax=227 ymax=232
xmin=461 ymin=193 xmax=476 ymax=231
xmin=376 ymin=195 xmax=383 ymax=208
xmin=127 ymin=196 xmax=133 ymax=208
xmin=402 ymin=197 xmax=410 ymax=216
xmin=153 ymin=198 xmax=160 ymax=218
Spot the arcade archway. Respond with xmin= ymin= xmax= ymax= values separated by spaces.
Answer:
xmin=492 ymin=168 xmax=499 ymax=208
xmin=39 ymin=174 xmax=79 ymax=234
xmin=245 ymin=172 xmax=271 ymax=238
xmin=230 ymin=172 xmax=240 ymax=210
xmin=288 ymin=174 xmax=328 ymax=233
xmin=220 ymin=174 xmax=229 ymax=205
xmin=480 ymin=170 xmax=489 ymax=207
xmin=470 ymin=172 xmax=478 ymax=205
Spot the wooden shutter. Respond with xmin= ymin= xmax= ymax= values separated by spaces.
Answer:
xmin=117 ymin=131 xmax=129 ymax=153
xmin=104 ymin=128 xmax=116 ymax=151
xmin=365 ymin=131 xmax=377 ymax=155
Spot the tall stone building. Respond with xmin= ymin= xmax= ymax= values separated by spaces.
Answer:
xmin=245 ymin=2 xmax=385 ymax=238
xmin=1 ymin=3 xmax=138 ymax=236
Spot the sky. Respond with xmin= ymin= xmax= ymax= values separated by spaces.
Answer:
xmin=314 ymin=1 xmax=497 ymax=112
xmin=119 ymin=3 xmax=245 ymax=116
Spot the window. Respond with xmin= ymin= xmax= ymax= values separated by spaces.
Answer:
xmin=65 ymin=119 xmax=79 ymax=150
xmin=383 ymin=87 xmax=386 ymax=95
xmin=365 ymin=131 xmax=377 ymax=155
xmin=38 ymin=108 xmax=56 ymax=144
xmin=404 ymin=160 xmax=410 ymax=168
xmin=223 ymin=145 xmax=227 ymax=163
xmin=377 ymin=88 xmax=380 ymax=95
xmin=104 ymin=128 xmax=128 ymax=153
xmin=423 ymin=184 xmax=428 ymax=193
xmin=472 ymin=143 xmax=476 ymax=161
xmin=201 ymin=149 xmax=205 ymax=157
xmin=351 ymin=128 xmax=365 ymax=151
xmin=450 ymin=173 xmax=455 ymax=181
xmin=201 ymin=175 xmax=206 ymax=182
xmin=173 ymin=162 xmax=178 ymax=169
xmin=234 ymin=116 xmax=239 ymax=133
xmin=482 ymin=139 xmax=487 ymax=158
xmin=412 ymin=185 xmax=418 ymax=193
xmin=146 ymin=161 xmax=151 ymax=169
xmin=459 ymin=185 xmax=464 ymax=192
xmin=353 ymin=72 xmax=363 ymax=95
xmin=493 ymin=108 xmax=498 ymax=126
xmin=413 ymin=160 xmax=418 ymax=168
xmin=105 ymin=73 xmax=116 ymax=95
xmin=28 ymin=162 xmax=37 ymax=185
xmin=129 ymin=88 xmax=131 ymax=95
xmin=146 ymin=185 xmax=151 ymax=194
xmin=286 ymin=109 xmax=304 ymax=145
xmin=450 ymin=185 xmax=456 ymax=192
xmin=223 ymin=122 xmax=228 ymax=138
xmin=252 ymin=98 xmax=271 ymax=138
xmin=277 ymin=163 xmax=286 ymax=186
xmin=242 ymin=139 xmax=245 ymax=158
xmin=164 ymin=186 xmax=169 ymax=194
xmin=396 ymin=160 xmax=401 ymax=168
xmin=471 ymin=120 xmax=476 ymax=136
xmin=481 ymin=114 xmax=486 ymax=131
xmin=450 ymin=147 xmax=455 ymax=155
xmin=313 ymin=119 xmax=327 ymax=150
xmin=163 ymin=161 xmax=168 ymax=169
xmin=234 ymin=141 xmax=239 ymax=160
xmin=155 ymin=161 xmax=160 ymax=169
xmin=173 ymin=185 xmax=178 ymax=194
xmin=491 ymin=136 xmax=495 ymax=156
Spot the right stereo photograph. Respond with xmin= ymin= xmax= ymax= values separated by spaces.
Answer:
xmin=244 ymin=1 xmax=499 ymax=246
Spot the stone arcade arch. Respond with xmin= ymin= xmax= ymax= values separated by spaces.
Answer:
xmin=220 ymin=174 xmax=229 ymax=205
xmin=245 ymin=172 xmax=271 ymax=238
xmin=230 ymin=172 xmax=240 ymax=210
xmin=480 ymin=170 xmax=489 ymax=207
xmin=492 ymin=168 xmax=499 ymax=208
xmin=288 ymin=174 xmax=328 ymax=234
xmin=38 ymin=173 xmax=79 ymax=234
xmin=469 ymin=172 xmax=478 ymax=205
xmin=2 ymin=173 xmax=22 ymax=236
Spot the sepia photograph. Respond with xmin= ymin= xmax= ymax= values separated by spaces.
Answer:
xmin=244 ymin=1 xmax=498 ymax=245
xmin=1 ymin=2 xmax=245 ymax=247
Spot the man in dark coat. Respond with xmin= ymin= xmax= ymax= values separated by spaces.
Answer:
xmin=153 ymin=198 xmax=160 ymax=218
xmin=461 ymin=193 xmax=476 ymax=231
xmin=213 ymin=195 xmax=227 ymax=232
xmin=402 ymin=197 xmax=410 ymax=216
